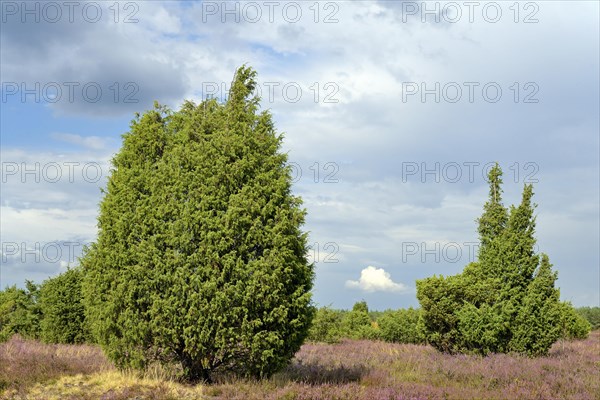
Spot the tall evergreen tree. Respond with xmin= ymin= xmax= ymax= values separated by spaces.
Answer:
xmin=417 ymin=165 xmax=581 ymax=356
xmin=82 ymin=66 xmax=314 ymax=381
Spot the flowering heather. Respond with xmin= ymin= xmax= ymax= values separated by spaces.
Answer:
xmin=206 ymin=331 xmax=600 ymax=399
xmin=1 ymin=331 xmax=599 ymax=399
xmin=0 ymin=335 xmax=112 ymax=396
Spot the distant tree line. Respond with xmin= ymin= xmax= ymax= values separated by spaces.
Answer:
xmin=305 ymin=301 xmax=593 ymax=345
xmin=1 ymin=280 xmax=595 ymax=347
xmin=307 ymin=301 xmax=423 ymax=344
xmin=0 ymin=267 xmax=89 ymax=343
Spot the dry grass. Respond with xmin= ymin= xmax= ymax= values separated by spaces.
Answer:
xmin=10 ymin=371 xmax=204 ymax=400
xmin=1 ymin=332 xmax=599 ymax=399
xmin=0 ymin=336 xmax=202 ymax=400
xmin=0 ymin=335 xmax=112 ymax=396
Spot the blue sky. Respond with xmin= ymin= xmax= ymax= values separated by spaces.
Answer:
xmin=1 ymin=1 xmax=598 ymax=310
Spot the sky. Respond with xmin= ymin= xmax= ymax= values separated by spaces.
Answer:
xmin=0 ymin=1 xmax=598 ymax=310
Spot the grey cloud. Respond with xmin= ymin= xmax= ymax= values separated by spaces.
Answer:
xmin=1 ymin=2 xmax=188 ymax=116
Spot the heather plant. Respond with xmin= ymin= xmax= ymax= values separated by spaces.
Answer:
xmin=38 ymin=267 xmax=90 ymax=344
xmin=0 ymin=335 xmax=111 ymax=395
xmin=81 ymin=65 xmax=314 ymax=382
xmin=3 ymin=331 xmax=599 ymax=399
xmin=417 ymin=164 xmax=583 ymax=356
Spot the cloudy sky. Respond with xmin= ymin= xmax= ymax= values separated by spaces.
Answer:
xmin=1 ymin=1 xmax=598 ymax=310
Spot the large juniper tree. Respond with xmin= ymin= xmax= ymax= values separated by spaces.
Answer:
xmin=82 ymin=66 xmax=314 ymax=381
xmin=417 ymin=164 xmax=586 ymax=356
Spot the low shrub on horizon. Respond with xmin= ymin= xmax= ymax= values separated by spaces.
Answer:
xmin=576 ymin=306 xmax=600 ymax=330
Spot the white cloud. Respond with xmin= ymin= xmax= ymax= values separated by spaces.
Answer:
xmin=346 ymin=266 xmax=410 ymax=293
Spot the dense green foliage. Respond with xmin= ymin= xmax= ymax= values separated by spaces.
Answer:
xmin=0 ymin=270 xmax=89 ymax=345
xmin=417 ymin=165 xmax=589 ymax=356
xmin=558 ymin=302 xmax=592 ymax=340
xmin=38 ymin=267 xmax=89 ymax=344
xmin=0 ymin=282 xmax=41 ymax=341
xmin=341 ymin=301 xmax=376 ymax=340
xmin=307 ymin=306 xmax=347 ymax=343
xmin=80 ymin=66 xmax=314 ymax=382
xmin=576 ymin=307 xmax=600 ymax=330
xmin=307 ymin=303 xmax=426 ymax=344
xmin=1 ymin=274 xmax=595 ymax=353
xmin=377 ymin=308 xmax=424 ymax=344
xmin=306 ymin=302 xmax=379 ymax=343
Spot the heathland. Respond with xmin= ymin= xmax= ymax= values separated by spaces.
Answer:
xmin=1 ymin=330 xmax=599 ymax=400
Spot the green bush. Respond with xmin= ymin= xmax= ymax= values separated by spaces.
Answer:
xmin=416 ymin=274 xmax=466 ymax=352
xmin=307 ymin=301 xmax=379 ymax=342
xmin=39 ymin=267 xmax=89 ymax=344
xmin=558 ymin=302 xmax=591 ymax=339
xmin=507 ymin=254 xmax=562 ymax=354
xmin=341 ymin=301 xmax=377 ymax=340
xmin=309 ymin=303 xmax=429 ymax=344
xmin=81 ymin=66 xmax=314 ymax=382
xmin=576 ymin=307 xmax=600 ymax=330
xmin=0 ymin=281 xmax=41 ymax=342
xmin=417 ymin=165 xmax=574 ymax=356
xmin=307 ymin=307 xmax=346 ymax=343
xmin=377 ymin=308 xmax=424 ymax=344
